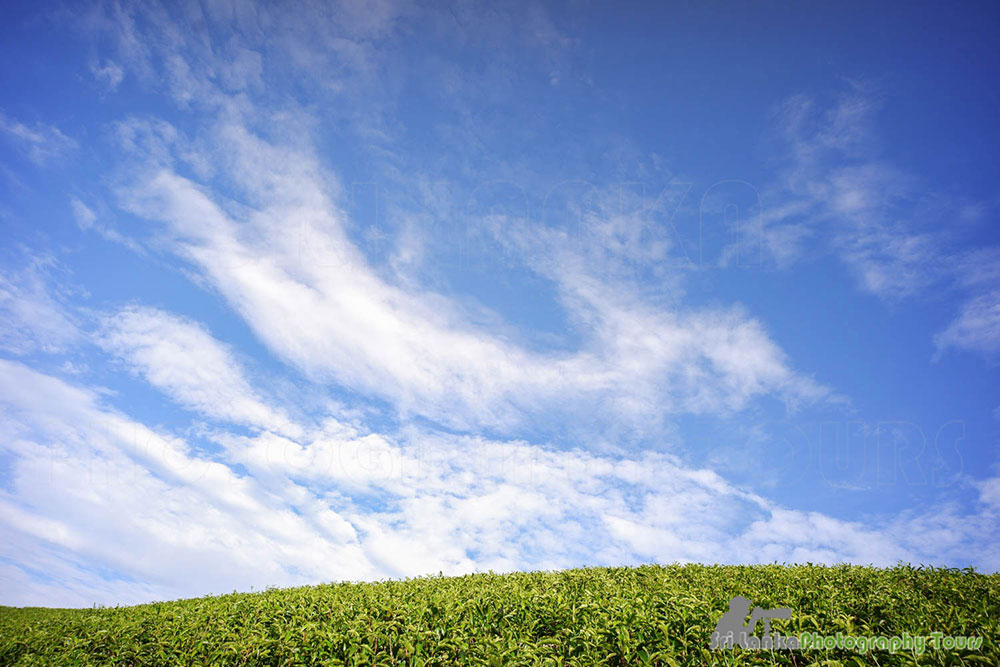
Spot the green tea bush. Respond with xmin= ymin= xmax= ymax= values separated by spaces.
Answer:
xmin=1 ymin=564 xmax=996 ymax=665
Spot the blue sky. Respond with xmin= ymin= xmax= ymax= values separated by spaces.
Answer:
xmin=1 ymin=0 xmax=999 ymax=607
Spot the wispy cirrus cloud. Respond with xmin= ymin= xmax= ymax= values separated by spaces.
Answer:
xmin=934 ymin=248 xmax=1000 ymax=361
xmin=934 ymin=290 xmax=1000 ymax=359
xmin=79 ymin=1 xmax=827 ymax=434
xmin=81 ymin=0 xmax=407 ymax=108
xmin=98 ymin=305 xmax=302 ymax=437
xmin=768 ymin=88 xmax=951 ymax=299
xmin=0 ymin=111 xmax=77 ymax=167
xmin=0 ymin=254 xmax=80 ymax=355
xmin=763 ymin=85 xmax=1000 ymax=359
xmin=89 ymin=58 xmax=124 ymax=91
xmin=111 ymin=122 xmax=827 ymax=436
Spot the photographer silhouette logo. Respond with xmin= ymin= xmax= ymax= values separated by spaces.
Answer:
xmin=709 ymin=596 xmax=800 ymax=650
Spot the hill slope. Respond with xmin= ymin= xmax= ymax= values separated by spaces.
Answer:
xmin=1 ymin=564 xmax=997 ymax=665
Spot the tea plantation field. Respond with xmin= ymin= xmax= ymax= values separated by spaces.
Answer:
xmin=1 ymin=564 xmax=997 ymax=666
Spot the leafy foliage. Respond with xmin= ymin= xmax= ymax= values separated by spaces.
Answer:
xmin=1 ymin=564 xmax=996 ymax=665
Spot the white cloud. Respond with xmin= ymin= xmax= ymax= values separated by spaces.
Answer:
xmin=0 ymin=111 xmax=77 ymax=167
xmin=1 ymin=360 xmax=996 ymax=607
xmin=934 ymin=290 xmax=1000 ymax=358
xmin=935 ymin=248 xmax=1000 ymax=359
xmin=767 ymin=89 xmax=954 ymax=300
xmin=70 ymin=196 xmax=145 ymax=252
xmin=764 ymin=87 xmax=1000 ymax=362
xmin=112 ymin=120 xmax=827 ymax=436
xmin=90 ymin=59 xmax=124 ymax=90
xmin=0 ymin=359 xmax=373 ymax=606
xmin=68 ymin=1 xmax=830 ymax=433
xmin=979 ymin=476 xmax=1000 ymax=510
xmin=86 ymin=0 xmax=407 ymax=109
xmin=0 ymin=256 xmax=79 ymax=355
xmin=70 ymin=198 xmax=97 ymax=229
xmin=99 ymin=305 xmax=302 ymax=437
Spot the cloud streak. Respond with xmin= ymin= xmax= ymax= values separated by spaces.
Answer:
xmin=763 ymin=86 xmax=1000 ymax=359
xmin=99 ymin=305 xmax=302 ymax=437
xmin=112 ymin=120 xmax=827 ymax=437
xmin=0 ymin=111 xmax=77 ymax=167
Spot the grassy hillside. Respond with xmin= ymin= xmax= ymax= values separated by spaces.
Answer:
xmin=1 ymin=564 xmax=997 ymax=666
